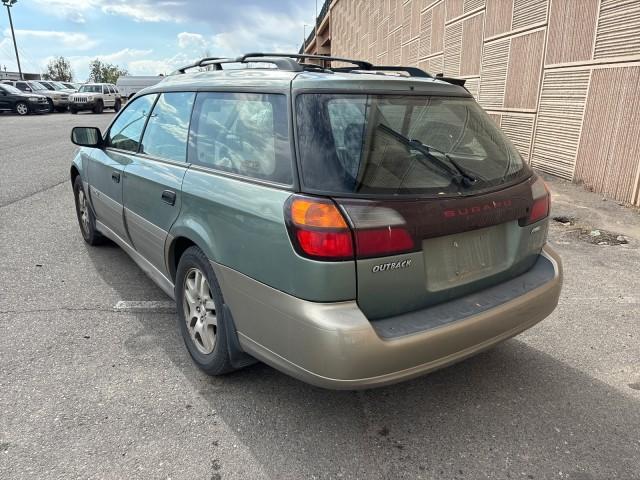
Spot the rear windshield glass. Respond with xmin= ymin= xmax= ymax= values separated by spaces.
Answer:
xmin=295 ymin=94 xmax=527 ymax=196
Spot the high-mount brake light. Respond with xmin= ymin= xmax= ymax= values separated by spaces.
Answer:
xmin=286 ymin=196 xmax=354 ymax=260
xmin=524 ymin=178 xmax=550 ymax=225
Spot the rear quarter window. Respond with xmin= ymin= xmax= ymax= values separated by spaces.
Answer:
xmin=188 ymin=92 xmax=292 ymax=185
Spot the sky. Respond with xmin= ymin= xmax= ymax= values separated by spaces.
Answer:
xmin=0 ymin=0 xmax=317 ymax=81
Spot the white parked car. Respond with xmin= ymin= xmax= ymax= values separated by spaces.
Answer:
xmin=69 ymin=83 xmax=122 ymax=114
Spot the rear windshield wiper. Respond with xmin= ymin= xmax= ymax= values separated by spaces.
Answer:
xmin=376 ymin=124 xmax=478 ymax=187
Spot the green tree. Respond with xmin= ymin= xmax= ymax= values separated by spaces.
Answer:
xmin=88 ymin=59 xmax=129 ymax=83
xmin=42 ymin=56 xmax=73 ymax=82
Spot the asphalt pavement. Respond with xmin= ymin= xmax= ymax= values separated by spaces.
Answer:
xmin=0 ymin=111 xmax=639 ymax=480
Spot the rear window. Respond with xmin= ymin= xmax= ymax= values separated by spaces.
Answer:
xmin=295 ymin=94 xmax=527 ymax=196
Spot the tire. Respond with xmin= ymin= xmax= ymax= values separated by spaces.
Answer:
xmin=93 ymin=100 xmax=103 ymax=114
xmin=175 ymin=246 xmax=235 ymax=376
xmin=46 ymin=99 xmax=54 ymax=113
xmin=15 ymin=101 xmax=29 ymax=116
xmin=113 ymin=99 xmax=121 ymax=112
xmin=72 ymin=176 xmax=104 ymax=245
xmin=70 ymin=107 xmax=78 ymax=114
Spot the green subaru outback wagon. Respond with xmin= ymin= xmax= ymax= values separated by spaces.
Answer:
xmin=70 ymin=53 xmax=562 ymax=389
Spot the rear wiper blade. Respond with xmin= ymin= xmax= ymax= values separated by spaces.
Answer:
xmin=376 ymin=124 xmax=477 ymax=187
xmin=413 ymin=139 xmax=479 ymax=187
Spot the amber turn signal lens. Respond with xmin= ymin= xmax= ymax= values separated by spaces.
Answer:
xmin=290 ymin=198 xmax=348 ymax=229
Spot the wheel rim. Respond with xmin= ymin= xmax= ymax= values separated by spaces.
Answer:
xmin=16 ymin=103 xmax=27 ymax=115
xmin=77 ymin=188 xmax=89 ymax=234
xmin=183 ymin=267 xmax=217 ymax=354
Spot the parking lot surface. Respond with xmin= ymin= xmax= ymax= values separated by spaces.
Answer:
xmin=1 ymin=112 xmax=639 ymax=479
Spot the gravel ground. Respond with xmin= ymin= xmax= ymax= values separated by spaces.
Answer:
xmin=0 ymin=111 xmax=639 ymax=480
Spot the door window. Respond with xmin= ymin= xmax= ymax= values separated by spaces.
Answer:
xmin=106 ymin=94 xmax=157 ymax=152
xmin=188 ymin=92 xmax=292 ymax=184
xmin=140 ymin=92 xmax=195 ymax=162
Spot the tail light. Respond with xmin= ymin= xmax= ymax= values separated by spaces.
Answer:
xmin=523 ymin=177 xmax=550 ymax=225
xmin=285 ymin=195 xmax=416 ymax=261
xmin=285 ymin=196 xmax=354 ymax=260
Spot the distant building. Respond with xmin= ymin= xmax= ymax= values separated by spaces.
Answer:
xmin=0 ymin=69 xmax=41 ymax=81
xmin=303 ymin=0 xmax=640 ymax=207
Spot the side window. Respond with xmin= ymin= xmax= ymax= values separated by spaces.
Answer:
xmin=106 ymin=94 xmax=157 ymax=152
xmin=189 ymin=92 xmax=292 ymax=184
xmin=16 ymin=82 xmax=27 ymax=91
xmin=140 ymin=92 xmax=195 ymax=162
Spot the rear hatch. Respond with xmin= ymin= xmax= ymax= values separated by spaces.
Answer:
xmin=295 ymin=91 xmax=550 ymax=320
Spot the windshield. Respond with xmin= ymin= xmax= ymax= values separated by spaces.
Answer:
xmin=295 ymin=94 xmax=527 ymax=196
xmin=1 ymin=84 xmax=22 ymax=95
xmin=29 ymin=82 xmax=47 ymax=91
xmin=79 ymin=85 xmax=102 ymax=93
xmin=50 ymin=82 xmax=67 ymax=90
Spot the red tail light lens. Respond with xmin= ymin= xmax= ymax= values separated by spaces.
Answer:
xmin=355 ymin=227 xmax=415 ymax=257
xmin=286 ymin=196 xmax=354 ymax=260
xmin=296 ymin=230 xmax=353 ymax=258
xmin=524 ymin=178 xmax=550 ymax=225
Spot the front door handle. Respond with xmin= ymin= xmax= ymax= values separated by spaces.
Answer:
xmin=161 ymin=190 xmax=176 ymax=206
xmin=111 ymin=171 xmax=120 ymax=183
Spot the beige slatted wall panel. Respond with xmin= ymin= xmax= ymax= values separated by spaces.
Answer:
xmin=465 ymin=77 xmax=480 ymax=98
xmin=504 ymin=29 xmax=545 ymax=109
xmin=488 ymin=112 xmax=502 ymax=126
xmin=444 ymin=20 xmax=463 ymax=75
xmin=500 ymin=114 xmax=536 ymax=163
xmin=478 ymin=38 xmax=510 ymax=108
xmin=464 ymin=0 xmax=485 ymax=13
xmin=484 ymin=0 xmax=513 ymax=38
xmin=531 ymin=69 xmax=591 ymax=179
xmin=594 ymin=0 xmax=640 ymax=59
xmin=545 ymin=0 xmax=598 ymax=65
xmin=445 ymin=0 xmax=464 ymax=21
xmin=419 ymin=8 xmax=433 ymax=57
xmin=402 ymin=0 xmax=414 ymax=43
xmin=511 ymin=0 xmax=547 ymax=31
xmin=575 ymin=66 xmax=640 ymax=204
xmin=431 ymin=1 xmax=446 ymax=52
xmin=460 ymin=13 xmax=484 ymax=76
xmin=418 ymin=54 xmax=444 ymax=74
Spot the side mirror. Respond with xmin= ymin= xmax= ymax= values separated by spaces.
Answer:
xmin=71 ymin=126 xmax=103 ymax=148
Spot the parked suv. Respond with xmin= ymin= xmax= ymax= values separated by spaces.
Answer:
xmin=2 ymin=80 xmax=69 ymax=112
xmin=69 ymin=53 xmax=562 ymax=389
xmin=69 ymin=83 xmax=121 ymax=114
xmin=0 ymin=83 xmax=49 ymax=115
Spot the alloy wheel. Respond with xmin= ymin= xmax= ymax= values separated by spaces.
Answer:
xmin=77 ymin=188 xmax=89 ymax=234
xmin=183 ymin=267 xmax=217 ymax=354
xmin=16 ymin=103 xmax=28 ymax=115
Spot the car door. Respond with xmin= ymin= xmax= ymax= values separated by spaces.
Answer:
xmin=88 ymin=93 xmax=158 ymax=241
xmin=104 ymin=85 xmax=115 ymax=107
xmin=0 ymin=86 xmax=10 ymax=110
xmin=122 ymin=91 xmax=195 ymax=275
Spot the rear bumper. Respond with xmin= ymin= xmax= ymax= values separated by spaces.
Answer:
xmin=213 ymin=244 xmax=563 ymax=390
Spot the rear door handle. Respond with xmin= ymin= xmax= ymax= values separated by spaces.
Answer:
xmin=161 ymin=190 xmax=176 ymax=206
xmin=111 ymin=171 xmax=120 ymax=183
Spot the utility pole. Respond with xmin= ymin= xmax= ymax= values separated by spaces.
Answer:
xmin=3 ymin=0 xmax=22 ymax=80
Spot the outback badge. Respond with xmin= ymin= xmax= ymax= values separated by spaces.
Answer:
xmin=372 ymin=259 xmax=412 ymax=273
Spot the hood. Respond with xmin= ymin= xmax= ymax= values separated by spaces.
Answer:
xmin=71 ymin=92 xmax=99 ymax=98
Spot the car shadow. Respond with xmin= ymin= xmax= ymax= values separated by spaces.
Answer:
xmin=124 ymin=305 xmax=640 ymax=480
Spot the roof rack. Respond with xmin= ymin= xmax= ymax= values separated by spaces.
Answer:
xmin=173 ymin=52 xmax=450 ymax=81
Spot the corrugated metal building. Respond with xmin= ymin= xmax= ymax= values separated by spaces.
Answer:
xmin=303 ymin=0 xmax=640 ymax=206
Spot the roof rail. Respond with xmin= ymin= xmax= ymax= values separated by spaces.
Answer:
xmin=173 ymin=52 xmax=442 ymax=80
